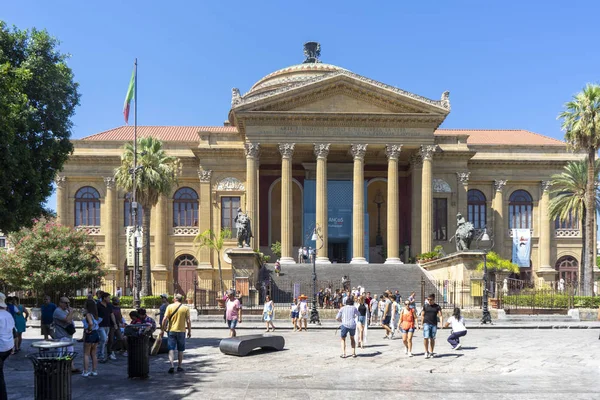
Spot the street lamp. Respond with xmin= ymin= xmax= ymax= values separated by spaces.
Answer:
xmin=373 ymin=189 xmax=384 ymax=246
xmin=309 ymin=226 xmax=323 ymax=325
xmin=477 ymin=228 xmax=494 ymax=325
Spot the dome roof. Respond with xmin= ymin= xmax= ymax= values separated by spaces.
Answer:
xmin=248 ymin=62 xmax=348 ymax=95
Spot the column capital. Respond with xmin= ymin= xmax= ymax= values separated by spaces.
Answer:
xmin=350 ymin=144 xmax=368 ymax=160
xmin=198 ymin=169 xmax=212 ymax=183
xmin=457 ymin=172 xmax=470 ymax=186
xmin=385 ymin=144 xmax=402 ymax=160
xmin=410 ymin=154 xmax=423 ymax=168
xmin=54 ymin=175 xmax=67 ymax=188
xmin=103 ymin=177 xmax=116 ymax=189
xmin=244 ymin=142 xmax=261 ymax=159
xmin=541 ymin=180 xmax=553 ymax=193
xmin=494 ymin=179 xmax=507 ymax=192
xmin=278 ymin=143 xmax=295 ymax=159
xmin=419 ymin=145 xmax=437 ymax=160
xmin=314 ymin=143 xmax=330 ymax=159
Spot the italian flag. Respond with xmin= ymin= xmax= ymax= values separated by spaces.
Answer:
xmin=123 ymin=66 xmax=135 ymax=124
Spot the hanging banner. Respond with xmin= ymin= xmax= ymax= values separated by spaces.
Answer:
xmin=512 ymin=229 xmax=531 ymax=268
xmin=126 ymin=226 xmax=143 ymax=267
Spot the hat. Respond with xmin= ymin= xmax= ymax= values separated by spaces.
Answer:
xmin=299 ymin=294 xmax=308 ymax=300
xmin=0 ymin=293 xmax=6 ymax=308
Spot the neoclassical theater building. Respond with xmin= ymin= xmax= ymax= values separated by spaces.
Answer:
xmin=56 ymin=43 xmax=583 ymax=288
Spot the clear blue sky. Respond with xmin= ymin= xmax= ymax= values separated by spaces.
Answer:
xmin=4 ymin=1 xmax=600 ymax=212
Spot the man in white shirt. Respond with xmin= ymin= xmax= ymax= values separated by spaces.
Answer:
xmin=0 ymin=293 xmax=15 ymax=399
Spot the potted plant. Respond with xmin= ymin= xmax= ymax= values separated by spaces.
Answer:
xmin=186 ymin=288 xmax=194 ymax=305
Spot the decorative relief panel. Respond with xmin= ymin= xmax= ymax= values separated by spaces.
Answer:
xmin=555 ymin=229 xmax=581 ymax=238
xmin=198 ymin=169 xmax=212 ymax=183
xmin=350 ymin=144 xmax=368 ymax=160
xmin=173 ymin=227 xmax=199 ymax=236
xmin=216 ymin=177 xmax=245 ymax=191
xmin=433 ymin=179 xmax=452 ymax=193
xmin=76 ymin=226 xmax=101 ymax=235
xmin=54 ymin=175 xmax=67 ymax=188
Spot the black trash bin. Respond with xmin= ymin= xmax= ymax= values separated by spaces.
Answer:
xmin=28 ymin=351 xmax=77 ymax=400
xmin=124 ymin=324 xmax=151 ymax=379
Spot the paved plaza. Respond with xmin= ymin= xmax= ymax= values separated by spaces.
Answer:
xmin=5 ymin=326 xmax=600 ymax=399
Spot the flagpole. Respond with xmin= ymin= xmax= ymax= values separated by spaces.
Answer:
xmin=132 ymin=58 xmax=140 ymax=309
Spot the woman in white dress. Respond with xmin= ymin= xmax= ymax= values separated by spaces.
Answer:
xmin=263 ymin=295 xmax=276 ymax=332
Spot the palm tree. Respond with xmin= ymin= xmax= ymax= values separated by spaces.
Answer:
xmin=549 ymin=158 xmax=600 ymax=291
xmin=559 ymin=84 xmax=600 ymax=295
xmin=194 ymin=228 xmax=232 ymax=295
xmin=115 ymin=136 xmax=179 ymax=296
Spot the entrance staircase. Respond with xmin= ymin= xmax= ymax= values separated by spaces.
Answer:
xmin=263 ymin=262 xmax=430 ymax=302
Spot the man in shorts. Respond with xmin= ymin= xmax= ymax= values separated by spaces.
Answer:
xmin=420 ymin=293 xmax=443 ymax=359
xmin=225 ymin=290 xmax=242 ymax=337
xmin=336 ymin=295 xmax=359 ymax=358
xmin=381 ymin=292 xmax=394 ymax=339
xmin=40 ymin=295 xmax=56 ymax=340
xmin=162 ymin=293 xmax=191 ymax=373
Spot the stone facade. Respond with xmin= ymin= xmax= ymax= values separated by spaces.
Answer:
xmin=58 ymin=49 xmax=585 ymax=291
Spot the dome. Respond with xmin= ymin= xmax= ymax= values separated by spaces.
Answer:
xmin=244 ymin=42 xmax=348 ymax=97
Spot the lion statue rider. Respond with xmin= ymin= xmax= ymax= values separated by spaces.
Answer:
xmin=234 ymin=207 xmax=253 ymax=248
xmin=451 ymin=212 xmax=475 ymax=252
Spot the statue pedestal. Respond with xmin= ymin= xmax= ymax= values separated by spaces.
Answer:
xmin=225 ymin=248 xmax=261 ymax=281
xmin=420 ymin=251 xmax=486 ymax=281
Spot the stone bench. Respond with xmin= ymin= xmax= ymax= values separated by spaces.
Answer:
xmin=219 ymin=334 xmax=285 ymax=356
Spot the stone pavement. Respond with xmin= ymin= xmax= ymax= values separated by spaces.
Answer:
xmin=6 ymin=327 xmax=600 ymax=399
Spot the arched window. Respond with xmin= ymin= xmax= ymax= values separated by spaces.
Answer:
xmin=173 ymin=187 xmax=199 ymax=227
xmin=173 ymin=254 xmax=198 ymax=295
xmin=555 ymin=256 xmax=578 ymax=283
xmin=467 ymin=189 xmax=487 ymax=229
xmin=509 ymin=190 xmax=533 ymax=229
xmin=75 ymin=187 xmax=101 ymax=226
xmin=124 ymin=193 xmax=143 ymax=227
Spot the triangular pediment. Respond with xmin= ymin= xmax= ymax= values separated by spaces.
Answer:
xmin=232 ymin=71 xmax=450 ymax=116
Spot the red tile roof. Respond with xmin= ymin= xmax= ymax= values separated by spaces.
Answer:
xmin=80 ymin=126 xmax=565 ymax=146
xmin=80 ymin=126 xmax=238 ymax=142
xmin=434 ymin=129 xmax=565 ymax=146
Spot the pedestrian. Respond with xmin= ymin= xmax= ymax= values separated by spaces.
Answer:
xmin=381 ymin=293 xmax=394 ymax=339
xmin=275 ymin=259 xmax=281 ymax=276
xmin=298 ymin=294 xmax=308 ymax=331
xmin=40 ymin=295 xmax=56 ymax=340
xmin=82 ymin=299 xmax=100 ymax=377
xmin=391 ymin=295 xmax=401 ymax=336
xmin=336 ymin=295 xmax=360 ymax=358
xmin=116 ymin=286 xmax=122 ymax=298
xmin=161 ymin=293 xmax=192 ymax=374
xmin=0 ymin=293 xmax=14 ymax=400
xmin=53 ymin=297 xmax=80 ymax=373
xmin=408 ymin=291 xmax=416 ymax=310
xmin=11 ymin=297 xmax=28 ymax=353
xmin=357 ymin=295 xmax=368 ymax=349
xmin=263 ymin=295 xmax=276 ymax=332
xmin=137 ymin=308 xmax=157 ymax=334
xmin=420 ymin=293 xmax=443 ymax=359
xmin=96 ymin=292 xmax=118 ymax=362
xmin=290 ymin=298 xmax=299 ymax=331
xmin=225 ymin=290 xmax=242 ymax=337
xmin=370 ymin=294 xmax=379 ymax=326
xmin=399 ymin=300 xmax=419 ymax=357
xmin=158 ymin=294 xmax=170 ymax=335
xmin=111 ymin=297 xmax=127 ymax=355
xmin=365 ymin=292 xmax=372 ymax=324
xmin=444 ymin=307 xmax=467 ymax=350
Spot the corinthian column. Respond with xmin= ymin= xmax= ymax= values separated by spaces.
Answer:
xmin=103 ymin=177 xmax=117 ymax=270
xmin=351 ymin=144 xmax=368 ymax=264
xmin=198 ymin=169 xmax=212 ymax=266
xmin=279 ymin=143 xmax=295 ymax=263
xmin=244 ymin=143 xmax=260 ymax=250
xmin=55 ymin=176 xmax=68 ymax=225
xmin=539 ymin=180 xmax=552 ymax=270
xmin=385 ymin=145 xmax=402 ymax=264
xmin=493 ymin=179 xmax=507 ymax=257
xmin=420 ymin=145 xmax=436 ymax=253
xmin=314 ymin=143 xmax=331 ymax=264
xmin=410 ymin=155 xmax=423 ymax=256
xmin=154 ymin=195 xmax=168 ymax=270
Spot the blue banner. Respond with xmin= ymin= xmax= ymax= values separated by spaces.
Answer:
xmin=512 ymin=229 xmax=531 ymax=268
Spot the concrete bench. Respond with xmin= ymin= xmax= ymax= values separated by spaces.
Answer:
xmin=219 ymin=334 xmax=285 ymax=356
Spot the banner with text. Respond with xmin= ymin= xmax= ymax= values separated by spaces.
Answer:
xmin=511 ymin=228 xmax=531 ymax=268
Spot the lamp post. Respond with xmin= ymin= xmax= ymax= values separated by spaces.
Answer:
xmin=374 ymin=189 xmax=384 ymax=246
xmin=309 ymin=226 xmax=323 ymax=325
xmin=477 ymin=228 xmax=494 ymax=324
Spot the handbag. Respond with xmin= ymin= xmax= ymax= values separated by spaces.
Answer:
xmin=65 ymin=323 xmax=76 ymax=336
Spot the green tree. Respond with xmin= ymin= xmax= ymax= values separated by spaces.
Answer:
xmin=114 ymin=137 xmax=179 ymax=296
xmin=194 ymin=229 xmax=232 ymax=295
xmin=0 ymin=219 xmax=104 ymax=298
xmin=0 ymin=21 xmax=80 ymax=232
xmin=549 ymin=158 xmax=600 ymax=290
xmin=559 ymin=84 xmax=600 ymax=295
xmin=476 ymin=251 xmax=519 ymax=274
xmin=270 ymin=241 xmax=282 ymax=259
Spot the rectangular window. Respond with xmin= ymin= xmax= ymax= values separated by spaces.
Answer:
xmin=433 ymin=198 xmax=447 ymax=241
xmin=221 ymin=196 xmax=241 ymax=230
xmin=0 ymin=238 xmax=5 ymax=248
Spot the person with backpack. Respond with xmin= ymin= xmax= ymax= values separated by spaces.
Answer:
xmin=444 ymin=307 xmax=467 ymax=350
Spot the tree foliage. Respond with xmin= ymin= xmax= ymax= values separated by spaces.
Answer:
xmin=476 ymin=251 xmax=519 ymax=274
xmin=0 ymin=219 xmax=104 ymax=296
xmin=0 ymin=21 xmax=80 ymax=232
xmin=114 ymin=136 xmax=179 ymax=296
xmin=549 ymin=158 xmax=600 ymax=223
xmin=194 ymin=229 xmax=231 ymax=295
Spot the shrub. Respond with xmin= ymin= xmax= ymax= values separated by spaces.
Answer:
xmin=502 ymin=294 xmax=600 ymax=308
